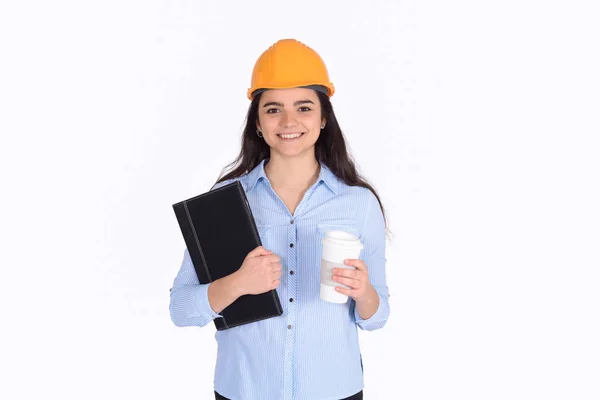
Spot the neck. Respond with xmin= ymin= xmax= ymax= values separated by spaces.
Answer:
xmin=264 ymin=152 xmax=321 ymax=190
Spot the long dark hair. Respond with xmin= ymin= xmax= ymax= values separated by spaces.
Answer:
xmin=215 ymin=91 xmax=390 ymax=238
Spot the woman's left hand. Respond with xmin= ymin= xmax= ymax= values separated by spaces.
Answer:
xmin=332 ymin=259 xmax=373 ymax=302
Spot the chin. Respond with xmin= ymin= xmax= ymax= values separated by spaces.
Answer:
xmin=273 ymin=145 xmax=315 ymax=158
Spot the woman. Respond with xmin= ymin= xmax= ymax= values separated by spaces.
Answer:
xmin=170 ymin=38 xmax=390 ymax=400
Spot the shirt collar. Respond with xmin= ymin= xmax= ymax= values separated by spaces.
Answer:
xmin=245 ymin=159 xmax=269 ymax=192
xmin=246 ymin=158 xmax=339 ymax=195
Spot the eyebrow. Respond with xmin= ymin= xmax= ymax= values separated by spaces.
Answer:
xmin=262 ymin=100 xmax=315 ymax=108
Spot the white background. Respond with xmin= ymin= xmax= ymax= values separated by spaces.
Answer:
xmin=1 ymin=1 xmax=599 ymax=399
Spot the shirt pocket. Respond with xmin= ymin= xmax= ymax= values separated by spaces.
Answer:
xmin=316 ymin=221 xmax=360 ymax=239
xmin=316 ymin=222 xmax=361 ymax=261
xmin=256 ymin=224 xmax=273 ymax=251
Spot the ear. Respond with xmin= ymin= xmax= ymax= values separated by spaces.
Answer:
xmin=256 ymin=121 xmax=261 ymax=131
xmin=321 ymin=119 xmax=326 ymax=129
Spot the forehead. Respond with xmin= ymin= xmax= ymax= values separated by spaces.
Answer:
xmin=259 ymin=87 xmax=320 ymax=105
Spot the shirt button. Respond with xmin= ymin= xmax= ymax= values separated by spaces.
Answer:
xmin=290 ymin=270 xmax=294 ymax=275
xmin=289 ymin=298 xmax=294 ymax=302
xmin=290 ymin=219 xmax=294 ymax=224
xmin=288 ymin=325 xmax=292 ymax=329
xmin=289 ymin=243 xmax=294 ymax=248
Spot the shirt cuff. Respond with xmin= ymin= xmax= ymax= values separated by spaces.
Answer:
xmin=193 ymin=282 xmax=223 ymax=321
xmin=354 ymin=292 xmax=389 ymax=331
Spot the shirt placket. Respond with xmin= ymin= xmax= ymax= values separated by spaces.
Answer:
xmin=284 ymin=216 xmax=298 ymax=400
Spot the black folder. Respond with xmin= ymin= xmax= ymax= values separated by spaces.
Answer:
xmin=172 ymin=181 xmax=283 ymax=330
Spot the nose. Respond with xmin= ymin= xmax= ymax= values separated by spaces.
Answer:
xmin=280 ymin=111 xmax=297 ymax=128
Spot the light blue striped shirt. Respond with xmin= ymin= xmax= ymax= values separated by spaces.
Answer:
xmin=169 ymin=158 xmax=390 ymax=400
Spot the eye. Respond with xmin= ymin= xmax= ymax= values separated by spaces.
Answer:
xmin=299 ymin=106 xmax=311 ymax=112
xmin=266 ymin=108 xmax=280 ymax=114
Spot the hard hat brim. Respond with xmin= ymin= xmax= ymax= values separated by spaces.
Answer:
xmin=247 ymin=83 xmax=335 ymax=100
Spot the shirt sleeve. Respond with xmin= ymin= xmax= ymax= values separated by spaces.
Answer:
xmin=169 ymin=179 xmax=237 ymax=327
xmin=353 ymin=191 xmax=390 ymax=331
xmin=169 ymin=246 xmax=223 ymax=328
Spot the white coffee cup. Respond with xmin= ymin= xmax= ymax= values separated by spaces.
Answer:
xmin=320 ymin=230 xmax=364 ymax=303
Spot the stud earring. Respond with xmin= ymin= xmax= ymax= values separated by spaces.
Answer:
xmin=256 ymin=129 xmax=263 ymax=138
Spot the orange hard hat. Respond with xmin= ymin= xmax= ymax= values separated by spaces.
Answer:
xmin=247 ymin=39 xmax=335 ymax=100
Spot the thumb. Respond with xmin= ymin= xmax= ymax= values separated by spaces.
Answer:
xmin=249 ymin=246 xmax=272 ymax=258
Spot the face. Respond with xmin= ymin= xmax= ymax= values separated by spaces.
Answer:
xmin=256 ymin=88 xmax=325 ymax=158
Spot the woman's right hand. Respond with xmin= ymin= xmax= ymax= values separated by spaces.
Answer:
xmin=233 ymin=246 xmax=282 ymax=296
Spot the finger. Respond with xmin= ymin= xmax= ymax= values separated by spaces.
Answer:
xmin=344 ymin=259 xmax=366 ymax=270
xmin=272 ymin=263 xmax=282 ymax=271
xmin=261 ymin=255 xmax=279 ymax=266
xmin=334 ymin=286 xmax=356 ymax=296
xmin=267 ymin=254 xmax=281 ymax=263
xmin=332 ymin=268 xmax=359 ymax=279
xmin=273 ymin=269 xmax=282 ymax=279
xmin=271 ymin=279 xmax=281 ymax=289
xmin=333 ymin=275 xmax=359 ymax=288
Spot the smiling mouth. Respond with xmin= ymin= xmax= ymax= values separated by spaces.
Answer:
xmin=277 ymin=132 xmax=305 ymax=140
